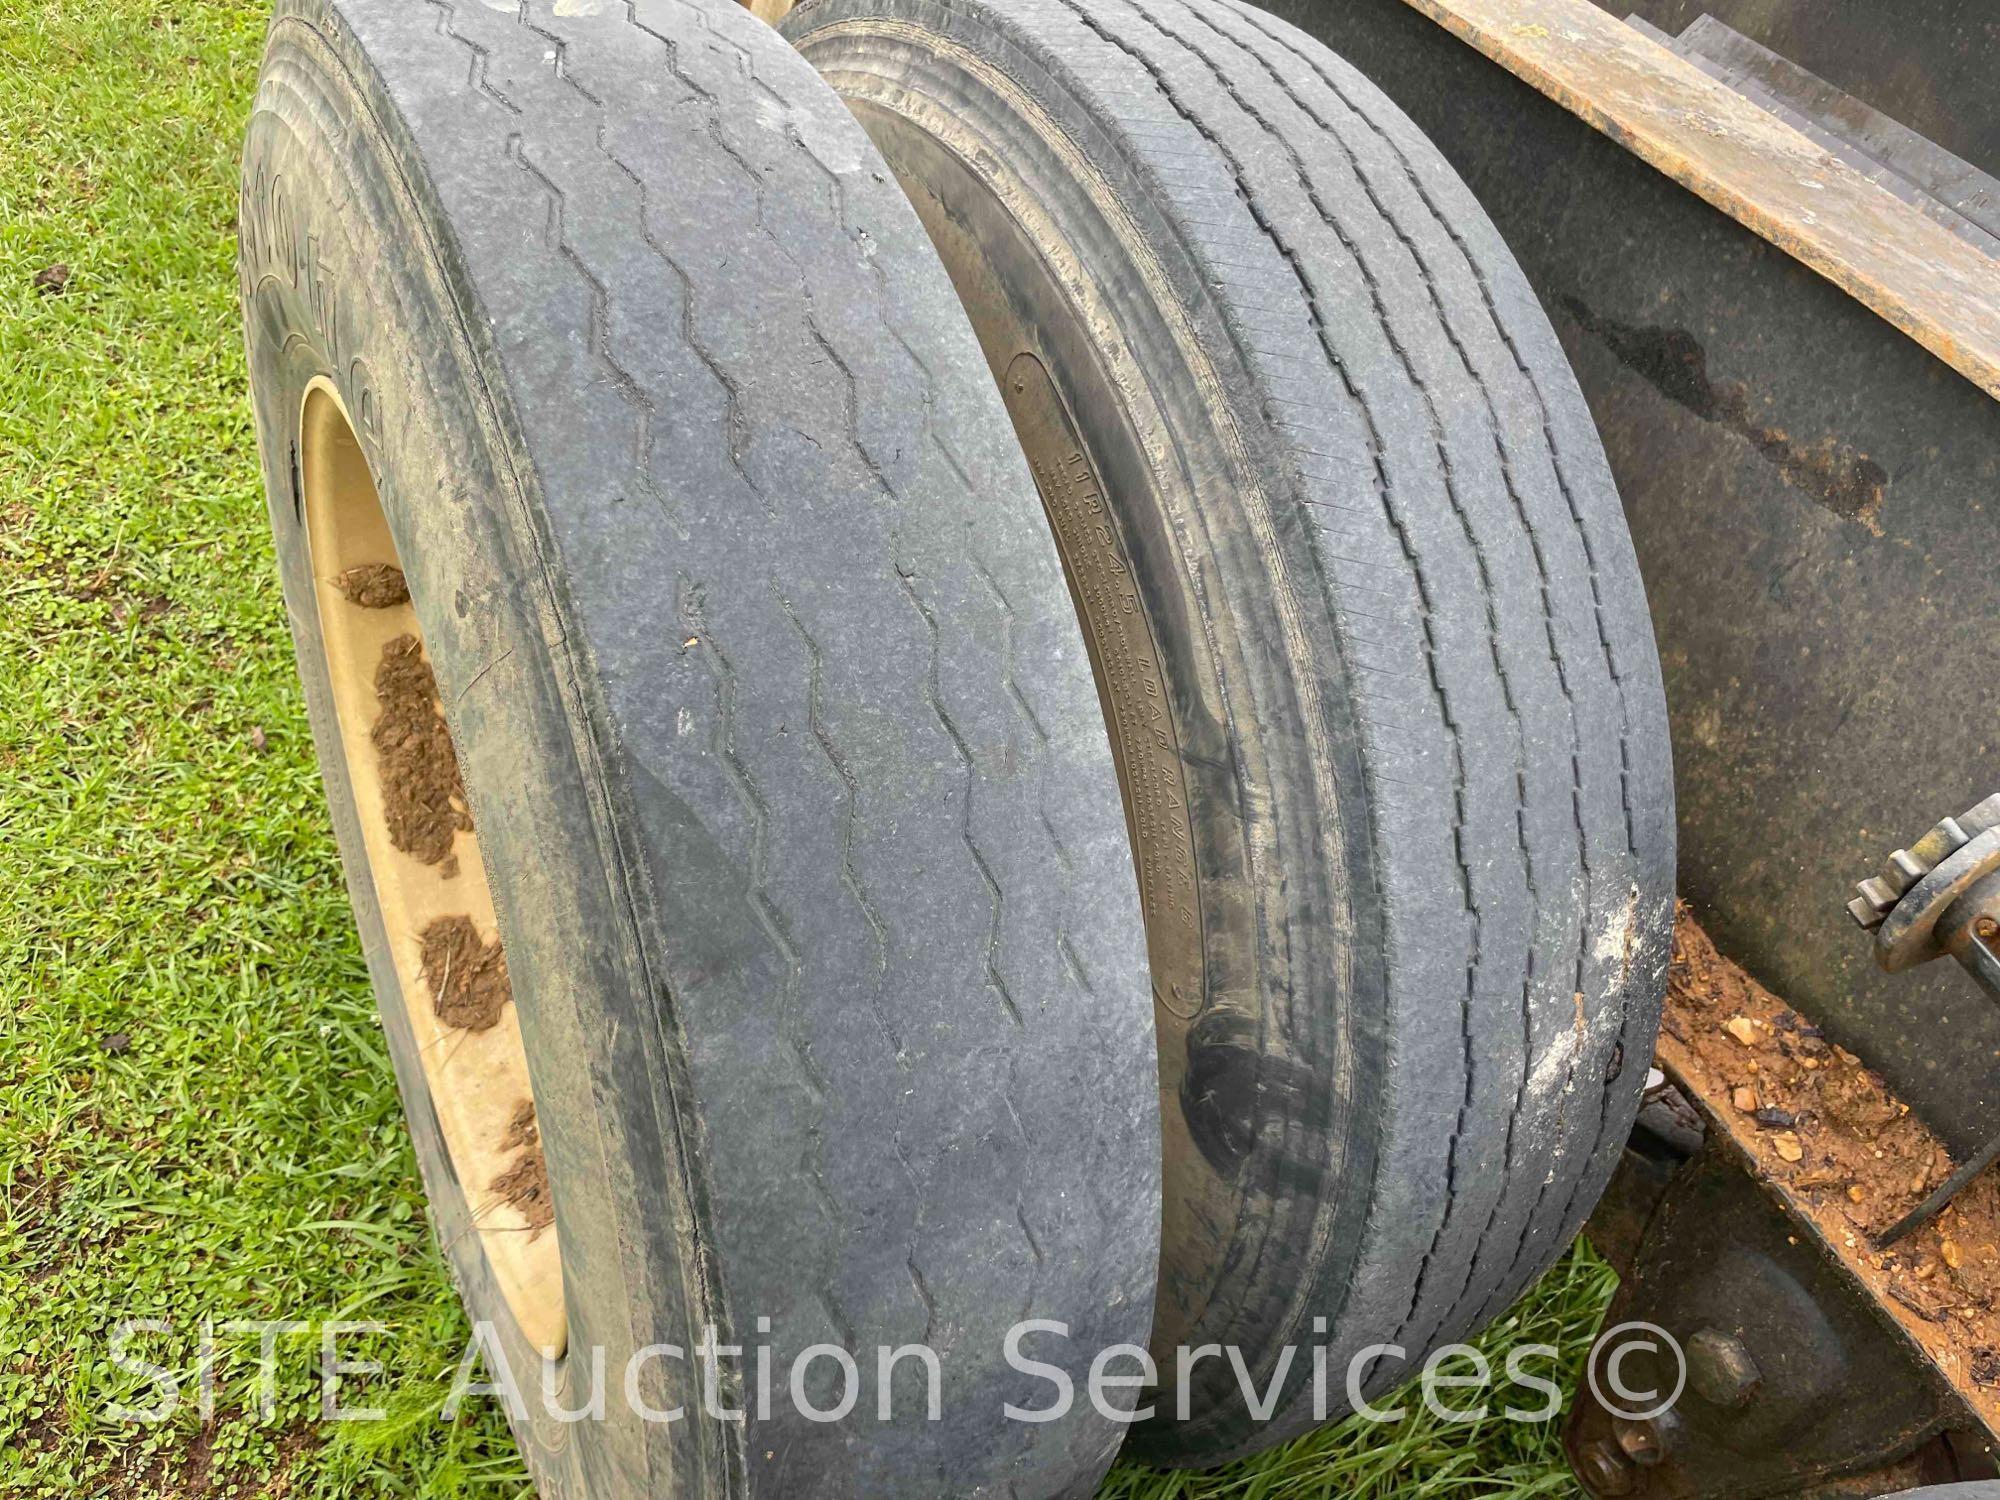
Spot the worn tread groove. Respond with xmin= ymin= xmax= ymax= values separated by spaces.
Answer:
xmin=677 ymin=584 xmax=861 ymax=1353
xmin=894 ymin=570 xmax=1027 ymax=1031
xmin=1167 ymin=0 xmax=1601 ymax=1353
xmin=1207 ymin=4 xmax=1656 ymax=1320
xmin=1044 ymin=0 xmax=1514 ymax=1365
xmin=773 ymin=587 xmax=898 ymax=1001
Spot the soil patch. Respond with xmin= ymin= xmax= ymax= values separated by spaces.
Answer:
xmin=87 ymin=1412 xmax=318 ymax=1499
xmin=491 ymin=1097 xmax=552 ymax=1236
xmin=371 ymin=634 xmax=471 ymax=868
xmin=332 ymin=564 xmax=408 ymax=609
xmin=418 ymin=915 xmax=510 ymax=1032
xmin=1661 ymin=909 xmax=2000 ymax=1415
xmin=492 ymin=1147 xmax=553 ymax=1237
xmin=502 ymin=1098 xmax=538 ymax=1152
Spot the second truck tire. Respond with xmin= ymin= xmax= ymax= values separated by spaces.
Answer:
xmin=786 ymin=0 xmax=1678 ymax=1463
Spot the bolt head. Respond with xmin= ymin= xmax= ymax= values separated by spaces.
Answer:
xmin=1576 ymin=1438 xmax=1637 ymax=1496
xmin=1613 ymin=1410 xmax=1681 ymax=1466
xmin=1686 ymin=1327 xmax=1761 ymax=1407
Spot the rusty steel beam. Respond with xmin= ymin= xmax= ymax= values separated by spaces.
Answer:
xmin=1395 ymin=0 xmax=2000 ymax=401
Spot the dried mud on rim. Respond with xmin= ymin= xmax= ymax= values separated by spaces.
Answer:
xmin=1661 ymin=910 xmax=2000 ymax=1422
xmin=333 ymin=563 xmax=412 ymax=610
xmin=371 ymin=632 xmax=473 ymax=872
xmin=418 ymin=914 xmax=511 ymax=1033
xmin=493 ymin=1100 xmax=553 ymax=1237
xmin=357 ymin=619 xmax=543 ymax=1236
xmin=360 ymin=619 xmax=515 ymax=1035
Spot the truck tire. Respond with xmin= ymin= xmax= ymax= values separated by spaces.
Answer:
xmin=785 ymin=0 xmax=1676 ymax=1463
xmin=238 ymin=1 xmax=1159 ymax=1494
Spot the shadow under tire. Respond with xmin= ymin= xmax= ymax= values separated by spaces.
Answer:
xmin=238 ymin=0 xmax=1160 ymax=1493
xmin=785 ymin=0 xmax=1676 ymax=1463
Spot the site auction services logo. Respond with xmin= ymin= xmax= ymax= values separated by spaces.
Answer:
xmin=1585 ymin=1320 xmax=1686 ymax=1422
xmin=103 ymin=1316 xmax=1685 ymax=1429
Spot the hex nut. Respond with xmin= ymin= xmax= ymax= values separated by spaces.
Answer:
xmin=1686 ymin=1327 xmax=1761 ymax=1407
xmin=1576 ymin=1438 xmax=1638 ymax=1496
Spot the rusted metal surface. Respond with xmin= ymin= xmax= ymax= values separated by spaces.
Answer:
xmin=1627 ymin=15 xmax=2000 ymax=257
xmin=1565 ymin=913 xmax=2000 ymax=1494
xmin=1394 ymin=0 xmax=2000 ymax=400
xmin=1657 ymin=916 xmax=2000 ymax=1441
xmin=1846 ymin=796 xmax=2000 ymax=1251
xmin=1605 ymin=0 xmax=2000 ymax=183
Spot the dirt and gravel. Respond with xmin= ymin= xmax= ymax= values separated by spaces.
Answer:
xmin=1661 ymin=909 xmax=2000 ymax=1412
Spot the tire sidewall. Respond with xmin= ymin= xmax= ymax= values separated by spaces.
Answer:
xmin=241 ymin=14 xmax=720 ymax=1494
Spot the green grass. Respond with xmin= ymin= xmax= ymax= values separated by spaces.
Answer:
xmin=0 ymin=0 xmax=1612 ymax=1493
